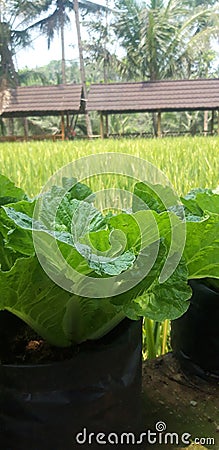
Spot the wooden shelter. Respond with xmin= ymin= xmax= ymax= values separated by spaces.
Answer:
xmin=87 ymin=78 xmax=219 ymax=137
xmin=1 ymin=79 xmax=219 ymax=140
xmin=0 ymin=84 xmax=85 ymax=141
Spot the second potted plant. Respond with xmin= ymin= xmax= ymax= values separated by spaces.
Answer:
xmin=171 ymin=188 xmax=219 ymax=381
xmin=133 ymin=182 xmax=219 ymax=381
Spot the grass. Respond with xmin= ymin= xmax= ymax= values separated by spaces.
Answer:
xmin=1 ymin=135 xmax=219 ymax=358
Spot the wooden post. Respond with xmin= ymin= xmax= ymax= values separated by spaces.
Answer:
xmin=210 ymin=110 xmax=215 ymax=135
xmin=8 ymin=118 xmax=14 ymax=136
xmin=61 ymin=112 xmax=65 ymax=140
xmin=23 ymin=117 xmax=28 ymax=140
xmin=105 ymin=114 xmax=109 ymax=138
xmin=203 ymin=110 xmax=208 ymax=136
xmin=100 ymin=113 xmax=104 ymax=139
xmin=157 ymin=111 xmax=162 ymax=138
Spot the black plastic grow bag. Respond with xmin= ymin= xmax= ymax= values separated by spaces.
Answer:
xmin=171 ymin=279 xmax=219 ymax=381
xmin=0 ymin=318 xmax=142 ymax=450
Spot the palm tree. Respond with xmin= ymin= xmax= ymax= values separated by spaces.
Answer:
xmin=28 ymin=0 xmax=109 ymax=136
xmin=114 ymin=0 xmax=219 ymax=81
xmin=82 ymin=3 xmax=119 ymax=83
xmin=28 ymin=1 xmax=109 ymax=83
xmin=27 ymin=1 xmax=72 ymax=84
xmin=0 ymin=0 xmax=49 ymax=87
xmin=73 ymin=0 xmax=92 ymax=136
xmin=113 ymin=0 xmax=219 ymax=134
xmin=0 ymin=1 xmax=51 ymax=137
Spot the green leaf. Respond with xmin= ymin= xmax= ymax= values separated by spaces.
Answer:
xmin=80 ymin=228 xmax=126 ymax=256
xmin=0 ymin=256 xmax=72 ymax=347
xmin=0 ymin=255 xmax=124 ymax=346
xmin=57 ymin=198 xmax=106 ymax=239
xmin=0 ymin=173 xmax=26 ymax=206
xmin=133 ymin=182 xmax=179 ymax=213
xmin=195 ymin=191 xmax=219 ymax=215
xmin=151 ymin=210 xmax=185 ymax=254
xmin=87 ymin=249 xmax=136 ymax=276
xmin=124 ymin=259 xmax=191 ymax=321
xmin=0 ymin=232 xmax=24 ymax=271
xmin=181 ymin=188 xmax=219 ymax=217
xmin=38 ymin=185 xmax=99 ymax=236
xmin=183 ymin=214 xmax=219 ymax=279
xmin=34 ymin=230 xmax=93 ymax=286
xmin=0 ymin=202 xmax=36 ymax=256
xmin=62 ymin=177 xmax=93 ymax=201
xmin=110 ymin=241 xmax=167 ymax=308
xmin=110 ymin=241 xmax=191 ymax=321
xmin=63 ymin=297 xmax=124 ymax=343
xmin=109 ymin=213 xmax=141 ymax=251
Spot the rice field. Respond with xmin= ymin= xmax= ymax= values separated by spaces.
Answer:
xmin=0 ymin=135 xmax=219 ymax=198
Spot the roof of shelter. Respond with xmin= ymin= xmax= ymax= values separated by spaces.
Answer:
xmin=87 ymin=79 xmax=219 ymax=113
xmin=1 ymin=79 xmax=219 ymax=119
xmin=0 ymin=84 xmax=84 ymax=118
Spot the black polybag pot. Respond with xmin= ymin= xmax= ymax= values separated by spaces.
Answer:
xmin=0 ymin=318 xmax=142 ymax=450
xmin=171 ymin=279 xmax=219 ymax=381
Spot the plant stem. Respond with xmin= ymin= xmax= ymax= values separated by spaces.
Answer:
xmin=145 ymin=318 xmax=156 ymax=359
xmin=162 ymin=319 xmax=169 ymax=355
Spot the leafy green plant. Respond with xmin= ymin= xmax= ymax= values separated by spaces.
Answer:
xmin=0 ymin=173 xmax=192 ymax=348
xmin=135 ymin=183 xmax=219 ymax=358
xmin=181 ymin=187 xmax=219 ymax=293
xmin=134 ymin=182 xmax=219 ymax=285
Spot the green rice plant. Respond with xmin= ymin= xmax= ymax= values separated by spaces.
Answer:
xmin=0 ymin=136 xmax=218 ymax=196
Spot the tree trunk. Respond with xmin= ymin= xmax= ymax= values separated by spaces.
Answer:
xmin=73 ymin=0 xmax=92 ymax=138
xmin=1 ymin=23 xmax=19 ymax=88
xmin=103 ymin=2 xmax=109 ymax=83
xmin=60 ymin=11 xmax=66 ymax=84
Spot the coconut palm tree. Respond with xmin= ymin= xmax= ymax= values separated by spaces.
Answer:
xmin=73 ymin=0 xmax=91 ymax=136
xmin=0 ymin=0 xmax=49 ymax=87
xmin=114 ymin=0 xmax=219 ymax=81
xmin=28 ymin=1 xmax=109 ymax=83
xmin=28 ymin=0 xmax=109 ymax=136
xmin=0 ymin=0 xmax=51 ymax=136
xmin=27 ymin=1 xmax=72 ymax=84
xmin=113 ymin=0 xmax=219 ymax=134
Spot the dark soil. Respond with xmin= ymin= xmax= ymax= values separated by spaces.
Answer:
xmin=142 ymin=353 xmax=219 ymax=450
xmin=0 ymin=311 xmax=79 ymax=364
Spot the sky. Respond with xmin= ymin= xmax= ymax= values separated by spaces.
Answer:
xmin=15 ymin=31 xmax=80 ymax=70
xmin=15 ymin=13 xmax=83 ymax=70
